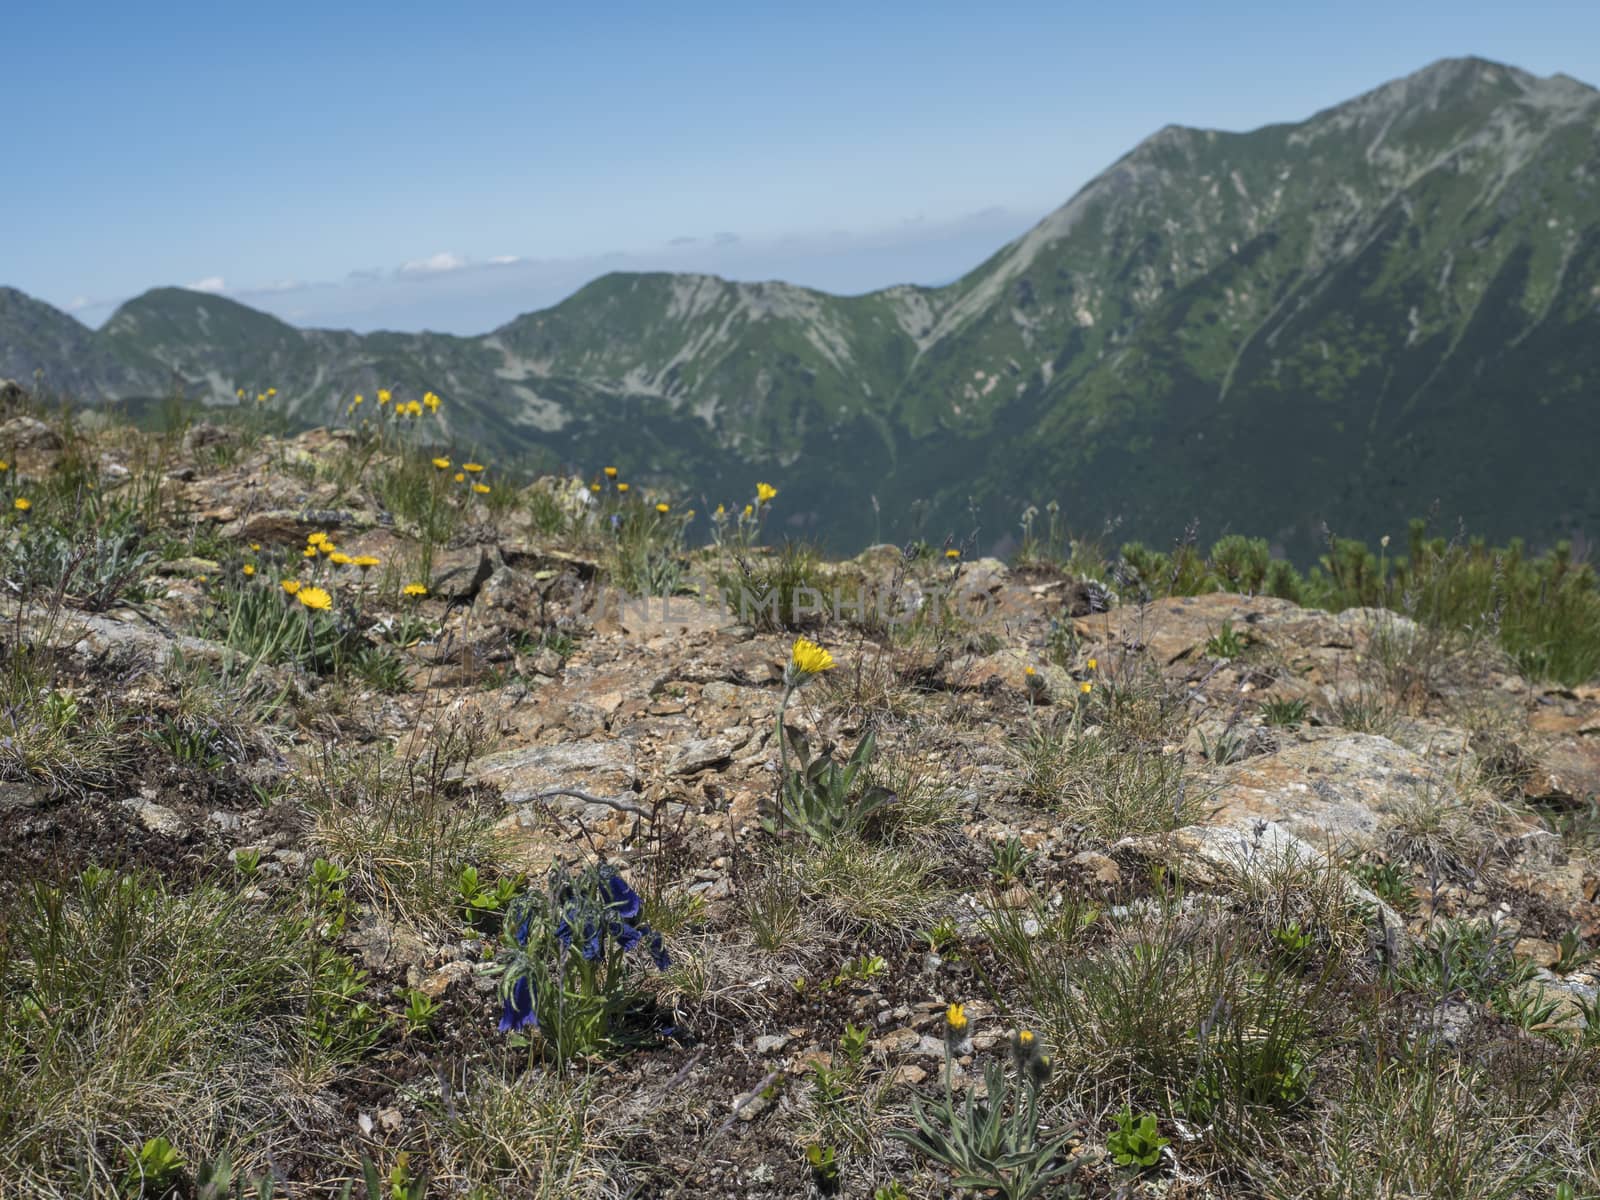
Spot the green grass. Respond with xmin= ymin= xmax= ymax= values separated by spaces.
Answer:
xmin=0 ymin=868 xmax=357 ymax=1196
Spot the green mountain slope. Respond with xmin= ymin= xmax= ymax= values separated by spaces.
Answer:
xmin=4 ymin=56 xmax=1597 ymax=557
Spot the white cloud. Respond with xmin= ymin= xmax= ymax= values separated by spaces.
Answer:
xmin=399 ymin=252 xmax=468 ymax=275
xmin=488 ymin=255 xmax=522 ymax=266
xmin=186 ymin=276 xmax=227 ymax=293
xmin=65 ymin=296 xmax=93 ymax=312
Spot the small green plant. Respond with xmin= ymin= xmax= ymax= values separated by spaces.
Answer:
xmin=763 ymin=725 xmax=896 ymax=843
xmin=233 ymin=848 xmax=263 ymax=878
xmin=806 ymin=1143 xmax=841 ymax=1196
xmin=348 ymin=645 xmax=412 ymax=693
xmin=1552 ymin=930 xmax=1595 ymax=974
xmin=919 ymin=916 xmax=962 ymax=956
xmin=306 ymin=951 xmax=385 ymax=1059
xmin=891 ymin=1012 xmax=1079 ymax=1200
xmin=1272 ymin=920 xmax=1316 ymax=963
xmin=1106 ymin=1107 xmax=1169 ymax=1171
xmin=122 ymin=1136 xmax=185 ymax=1197
xmin=873 ymin=1184 xmax=911 ymax=1200
xmin=989 ymin=835 xmax=1035 ymax=888
xmin=1260 ymin=696 xmax=1309 ymax=726
xmin=457 ymin=865 xmax=521 ymax=932
xmin=1204 ymin=620 xmax=1245 ymax=660
xmin=1198 ymin=726 xmax=1248 ymax=764
xmin=402 ymin=987 xmax=441 ymax=1034
xmin=1351 ymin=859 xmax=1417 ymax=916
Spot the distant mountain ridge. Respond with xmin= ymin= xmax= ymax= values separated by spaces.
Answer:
xmin=5 ymin=55 xmax=1599 ymax=558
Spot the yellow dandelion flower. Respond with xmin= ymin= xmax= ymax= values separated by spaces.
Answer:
xmin=616 ymin=482 xmax=630 ymax=493
xmin=423 ymin=391 xmax=441 ymax=411
xmin=463 ymin=463 xmax=484 ymax=474
xmin=786 ymin=637 xmax=835 ymax=684
xmin=945 ymin=1002 xmax=968 ymax=1038
xmin=1087 ymin=658 xmax=1098 ymax=671
xmin=403 ymin=583 xmax=428 ymax=598
xmin=243 ymin=564 xmax=256 ymax=577
xmin=266 ymin=388 xmax=277 ymax=397
xmin=742 ymin=503 xmax=753 ymax=519
xmin=13 ymin=497 xmax=31 ymax=512
xmin=755 ymin=482 xmax=777 ymax=503
xmin=303 ymin=547 xmax=318 ymax=559
xmin=249 ymin=543 xmax=261 ymax=552
xmin=454 ymin=472 xmax=465 ymax=483
xmin=946 ymin=548 xmax=961 ymax=560
xmin=655 ymin=502 xmax=670 ymax=513
xmin=432 ymin=457 xmax=451 ymax=470
xmin=378 ymin=389 xmax=392 ymax=405
xmin=589 ymin=483 xmax=601 ymax=493
xmin=306 ymin=532 xmax=328 ymax=547
xmin=603 ymin=466 xmax=618 ymax=478
xmin=235 ymin=388 xmax=245 ymax=400
xmin=281 ymin=579 xmax=301 ymax=595
xmin=353 ymin=555 xmax=380 ymax=570
xmin=473 ymin=483 xmax=491 ymax=495
xmin=0 ymin=461 xmax=9 ymax=472
xmin=329 ymin=552 xmax=352 ymax=566
xmin=715 ymin=504 xmax=726 ymax=517
xmin=353 ymin=393 xmax=364 ymax=406
xmin=297 ymin=585 xmax=332 ymax=611
xmin=406 ymin=400 xmax=423 ymax=417
xmin=320 ymin=543 xmax=336 ymax=556
xmin=1080 ymin=681 xmax=1093 ymax=695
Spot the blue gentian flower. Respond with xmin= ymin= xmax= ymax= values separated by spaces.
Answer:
xmin=603 ymin=871 xmax=643 ymax=921
xmin=498 ymin=975 xmax=538 ymax=1032
xmin=648 ymin=931 xmax=670 ymax=970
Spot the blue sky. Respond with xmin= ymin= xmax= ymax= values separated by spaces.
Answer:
xmin=4 ymin=0 xmax=1596 ymax=333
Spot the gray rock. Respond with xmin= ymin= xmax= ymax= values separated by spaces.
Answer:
xmin=121 ymin=797 xmax=186 ymax=836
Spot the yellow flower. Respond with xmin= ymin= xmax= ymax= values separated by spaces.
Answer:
xmin=405 ymin=400 xmax=423 ymax=417
xmin=1087 ymin=658 xmax=1098 ymax=671
xmin=329 ymin=552 xmax=352 ymax=566
xmin=433 ymin=457 xmax=451 ymax=470
xmin=235 ymin=388 xmax=244 ymax=400
xmin=756 ymin=482 xmax=777 ymax=503
xmin=589 ymin=483 xmax=601 ymax=493
xmin=297 ymin=585 xmax=332 ymax=611
xmin=655 ymin=502 xmax=670 ymax=514
xmin=353 ymin=556 xmax=380 ymax=570
xmin=13 ymin=497 xmax=30 ymax=512
xmin=0 ymin=461 xmax=9 ymax=472
xmin=945 ymin=1002 xmax=968 ymax=1038
xmin=306 ymin=532 xmax=328 ymax=547
xmin=353 ymin=394 xmax=364 ymax=406
xmin=463 ymin=463 xmax=484 ymax=473
xmin=403 ymin=583 xmax=428 ymax=598
xmin=616 ymin=482 xmax=629 ymax=493
xmin=303 ymin=547 xmax=318 ymax=559
xmin=946 ymin=548 xmax=961 ymax=560
xmin=473 ymin=483 xmax=491 ymax=495
xmin=454 ymin=472 xmax=465 ymax=483
xmin=243 ymin=564 xmax=256 ymax=577
xmin=603 ymin=466 xmax=618 ymax=478
xmin=281 ymin=579 xmax=301 ymax=595
xmin=378 ymin=389 xmax=392 ymax=405
xmin=423 ymin=391 xmax=441 ymax=411
xmin=256 ymin=393 xmax=266 ymax=404
xmin=266 ymin=388 xmax=277 ymax=397
xmin=715 ymin=504 xmax=726 ymax=517
xmin=1080 ymin=681 xmax=1093 ymax=695
xmin=787 ymin=637 xmax=835 ymax=684
xmin=742 ymin=503 xmax=753 ymax=519
xmin=249 ymin=543 xmax=261 ymax=552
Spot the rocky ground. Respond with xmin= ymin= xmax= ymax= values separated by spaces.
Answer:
xmin=2 ymin=390 xmax=1598 ymax=1198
